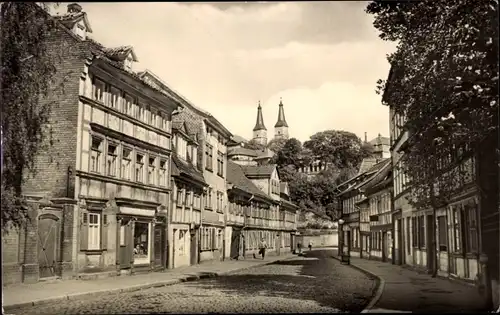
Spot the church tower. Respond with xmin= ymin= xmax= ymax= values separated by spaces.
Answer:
xmin=252 ymin=101 xmax=267 ymax=145
xmin=274 ymin=98 xmax=289 ymax=140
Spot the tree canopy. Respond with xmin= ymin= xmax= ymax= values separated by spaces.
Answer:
xmin=367 ymin=0 xmax=499 ymax=208
xmin=245 ymin=139 xmax=266 ymax=151
xmin=1 ymin=3 xmax=65 ymax=230
xmin=273 ymin=131 xmax=373 ymax=219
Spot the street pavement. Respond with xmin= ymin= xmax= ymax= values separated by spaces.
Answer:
xmin=10 ymin=249 xmax=376 ymax=314
xmin=330 ymin=250 xmax=488 ymax=313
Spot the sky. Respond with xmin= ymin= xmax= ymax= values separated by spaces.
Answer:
xmin=55 ymin=2 xmax=396 ymax=143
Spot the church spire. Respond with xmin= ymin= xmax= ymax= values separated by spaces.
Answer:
xmin=274 ymin=97 xmax=288 ymax=128
xmin=253 ymin=101 xmax=267 ymax=131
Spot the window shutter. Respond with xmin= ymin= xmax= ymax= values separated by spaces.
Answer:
xmin=80 ymin=212 xmax=89 ymax=251
xmin=101 ymin=214 xmax=109 ymax=250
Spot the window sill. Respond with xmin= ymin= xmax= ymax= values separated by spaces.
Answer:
xmin=205 ymin=207 xmax=213 ymax=211
xmin=81 ymin=249 xmax=105 ymax=255
xmin=205 ymin=168 xmax=213 ymax=173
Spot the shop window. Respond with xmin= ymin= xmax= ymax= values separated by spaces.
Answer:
xmin=134 ymin=222 xmax=150 ymax=264
xmin=90 ymin=136 xmax=103 ymax=173
xmin=178 ymin=230 xmax=185 ymax=256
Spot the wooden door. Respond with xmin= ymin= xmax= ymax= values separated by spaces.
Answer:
xmin=119 ymin=220 xmax=132 ymax=269
xmin=230 ymin=230 xmax=239 ymax=259
xmin=154 ymin=225 xmax=164 ymax=269
xmin=190 ymin=229 xmax=198 ymax=265
xmin=37 ymin=215 xmax=60 ymax=278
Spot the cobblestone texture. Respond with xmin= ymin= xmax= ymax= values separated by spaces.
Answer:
xmin=12 ymin=250 xmax=376 ymax=314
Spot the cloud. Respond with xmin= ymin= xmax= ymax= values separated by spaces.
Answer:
xmin=56 ymin=2 xmax=394 ymax=143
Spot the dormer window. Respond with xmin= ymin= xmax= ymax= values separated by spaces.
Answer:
xmin=125 ymin=54 xmax=134 ymax=71
xmin=75 ymin=23 xmax=86 ymax=39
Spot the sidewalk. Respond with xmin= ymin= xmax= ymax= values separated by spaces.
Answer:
xmin=3 ymin=252 xmax=296 ymax=311
xmin=331 ymin=251 xmax=487 ymax=313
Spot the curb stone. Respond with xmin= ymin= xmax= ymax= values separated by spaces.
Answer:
xmin=3 ymin=256 xmax=295 ymax=312
xmin=330 ymin=255 xmax=385 ymax=313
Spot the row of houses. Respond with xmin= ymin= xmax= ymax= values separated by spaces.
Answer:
xmin=1 ymin=3 xmax=299 ymax=285
xmin=337 ymin=65 xmax=499 ymax=308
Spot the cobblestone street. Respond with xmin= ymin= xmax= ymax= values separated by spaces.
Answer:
xmin=11 ymin=250 xmax=376 ymax=314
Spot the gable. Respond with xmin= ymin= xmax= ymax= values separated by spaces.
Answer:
xmin=271 ymin=168 xmax=279 ymax=181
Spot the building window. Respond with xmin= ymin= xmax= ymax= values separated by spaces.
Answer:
xmin=411 ymin=217 xmax=417 ymax=248
xmin=184 ymin=190 xmax=191 ymax=207
xmin=418 ymin=216 xmax=425 ymax=249
xmin=451 ymin=205 xmax=461 ymax=252
xmin=178 ymin=230 xmax=185 ymax=255
xmin=147 ymin=156 xmax=156 ymax=185
xmin=135 ymin=104 xmax=144 ymax=121
xmin=92 ymin=78 xmax=106 ymax=103
xmin=88 ymin=212 xmax=100 ymax=250
xmin=135 ymin=153 xmax=144 ymax=183
xmin=216 ymin=191 xmax=223 ymax=213
xmin=151 ymin=110 xmax=158 ymax=128
xmin=90 ymin=136 xmax=103 ymax=173
xmin=437 ymin=216 xmax=447 ymax=252
xmin=106 ymin=143 xmax=118 ymax=177
xmin=465 ymin=202 xmax=478 ymax=253
xmin=124 ymin=94 xmax=134 ymax=116
xmin=159 ymin=159 xmax=167 ymax=187
xmin=205 ymin=143 xmax=213 ymax=171
xmin=205 ymin=189 xmax=213 ymax=210
xmin=217 ymin=151 xmax=224 ymax=177
xmin=109 ymin=86 xmax=121 ymax=110
xmin=133 ymin=222 xmax=150 ymax=265
xmin=121 ymin=147 xmax=132 ymax=180
xmin=176 ymin=186 xmax=183 ymax=207
xmin=193 ymin=194 xmax=201 ymax=210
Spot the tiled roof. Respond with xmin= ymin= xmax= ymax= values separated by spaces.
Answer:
xmin=171 ymin=154 xmax=207 ymax=186
xmin=369 ymin=136 xmax=390 ymax=146
xmin=227 ymin=161 xmax=270 ymax=200
xmin=363 ymin=160 xmax=393 ymax=194
xmin=103 ymin=45 xmax=138 ymax=62
xmin=227 ymin=147 xmax=258 ymax=157
xmin=241 ymin=164 xmax=276 ymax=177
xmin=357 ymin=157 xmax=378 ymax=175
xmin=230 ymin=135 xmax=248 ymax=145
xmin=338 ymin=158 xmax=390 ymax=196
xmin=353 ymin=159 xmax=391 ymax=191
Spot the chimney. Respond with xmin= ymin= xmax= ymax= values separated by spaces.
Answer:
xmin=364 ymin=132 xmax=367 ymax=143
xmin=67 ymin=3 xmax=83 ymax=14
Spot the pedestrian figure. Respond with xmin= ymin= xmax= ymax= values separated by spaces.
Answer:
xmin=297 ymin=242 xmax=302 ymax=254
xmin=258 ymin=238 xmax=268 ymax=259
xmin=308 ymin=240 xmax=313 ymax=251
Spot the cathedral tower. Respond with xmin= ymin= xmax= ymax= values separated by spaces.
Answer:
xmin=252 ymin=101 xmax=267 ymax=145
xmin=274 ymin=98 xmax=289 ymax=140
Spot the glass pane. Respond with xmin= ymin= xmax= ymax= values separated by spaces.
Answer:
xmin=134 ymin=222 xmax=149 ymax=260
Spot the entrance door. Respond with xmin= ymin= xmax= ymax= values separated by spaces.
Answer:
xmin=154 ymin=225 xmax=165 ymax=269
xmin=230 ymin=230 xmax=239 ymax=259
xmin=426 ymin=215 xmax=435 ymax=273
xmin=119 ymin=220 xmax=132 ymax=269
xmin=190 ymin=229 xmax=198 ymax=265
xmin=37 ymin=215 xmax=61 ymax=279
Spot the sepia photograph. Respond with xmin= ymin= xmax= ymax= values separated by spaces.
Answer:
xmin=1 ymin=1 xmax=499 ymax=314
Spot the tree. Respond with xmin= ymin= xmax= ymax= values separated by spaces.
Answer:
xmin=1 ymin=3 xmax=67 ymax=230
xmin=245 ymin=139 xmax=266 ymax=151
xmin=303 ymin=130 xmax=368 ymax=170
xmin=275 ymin=138 xmax=302 ymax=167
xmin=266 ymin=138 xmax=287 ymax=154
xmin=367 ymin=0 xmax=498 ymax=209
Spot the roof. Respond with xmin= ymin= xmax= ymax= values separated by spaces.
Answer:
xmin=226 ymin=161 xmax=270 ymax=200
xmin=357 ymin=158 xmax=379 ymax=175
xmin=104 ymin=46 xmax=138 ymax=62
xmin=363 ymin=160 xmax=393 ymax=195
xmin=229 ymin=135 xmax=248 ymax=145
xmin=338 ymin=159 xmax=390 ymax=197
xmin=254 ymin=148 xmax=274 ymax=159
xmin=280 ymin=198 xmax=298 ymax=210
xmin=241 ymin=164 xmax=276 ymax=178
xmin=171 ymin=154 xmax=207 ymax=186
xmin=54 ymin=11 xmax=93 ymax=33
xmin=227 ymin=147 xmax=258 ymax=157
xmin=369 ymin=135 xmax=390 ymax=147
xmin=274 ymin=99 xmax=288 ymax=128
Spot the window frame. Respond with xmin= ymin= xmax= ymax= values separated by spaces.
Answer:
xmin=205 ymin=143 xmax=213 ymax=171
xmin=90 ymin=136 xmax=104 ymax=174
xmin=88 ymin=212 xmax=101 ymax=250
